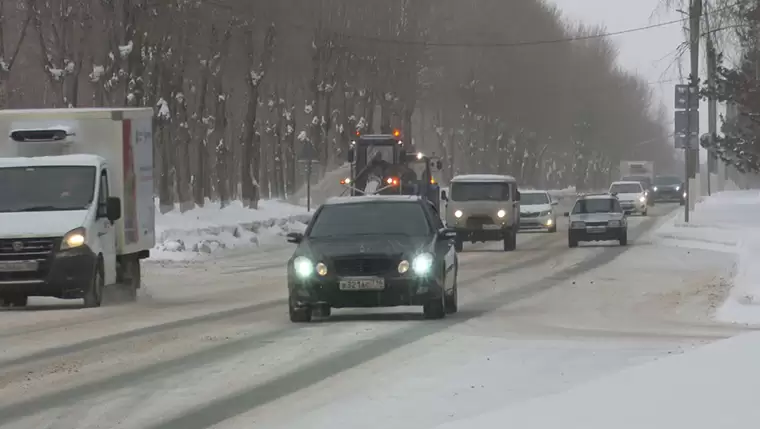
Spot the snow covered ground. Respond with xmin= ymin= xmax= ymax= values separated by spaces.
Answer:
xmin=436 ymin=330 xmax=760 ymax=429
xmin=652 ymin=190 xmax=760 ymax=325
xmin=152 ymin=199 xmax=310 ymax=261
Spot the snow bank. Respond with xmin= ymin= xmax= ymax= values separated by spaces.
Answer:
xmin=436 ymin=330 xmax=760 ymax=429
xmin=152 ymin=199 xmax=310 ymax=261
xmin=652 ymin=190 xmax=760 ymax=324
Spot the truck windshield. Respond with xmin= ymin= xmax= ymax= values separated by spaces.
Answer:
xmin=362 ymin=145 xmax=396 ymax=165
xmin=0 ymin=166 xmax=96 ymax=212
xmin=451 ymin=182 xmax=510 ymax=201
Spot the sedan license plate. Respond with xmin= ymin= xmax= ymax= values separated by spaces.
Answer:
xmin=0 ymin=261 xmax=38 ymax=272
xmin=339 ymin=277 xmax=385 ymax=291
xmin=482 ymin=224 xmax=500 ymax=230
xmin=586 ymin=226 xmax=606 ymax=233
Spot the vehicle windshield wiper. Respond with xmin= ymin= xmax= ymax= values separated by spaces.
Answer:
xmin=10 ymin=205 xmax=64 ymax=212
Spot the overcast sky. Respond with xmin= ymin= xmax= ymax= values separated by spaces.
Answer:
xmin=550 ymin=0 xmax=715 ymax=154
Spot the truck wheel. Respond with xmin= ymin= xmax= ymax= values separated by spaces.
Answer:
xmin=83 ymin=263 xmax=104 ymax=308
xmin=503 ymin=229 xmax=516 ymax=251
xmin=118 ymin=259 xmax=140 ymax=302
xmin=445 ymin=267 xmax=459 ymax=314
xmin=619 ymin=232 xmax=628 ymax=246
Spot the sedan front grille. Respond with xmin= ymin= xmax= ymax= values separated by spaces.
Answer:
xmin=333 ymin=257 xmax=395 ymax=276
xmin=584 ymin=221 xmax=608 ymax=227
xmin=521 ymin=212 xmax=540 ymax=218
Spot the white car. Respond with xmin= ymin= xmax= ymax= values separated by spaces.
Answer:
xmin=609 ymin=181 xmax=647 ymax=215
xmin=518 ymin=190 xmax=558 ymax=232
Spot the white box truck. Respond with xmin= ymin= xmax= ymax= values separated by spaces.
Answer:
xmin=0 ymin=108 xmax=154 ymax=307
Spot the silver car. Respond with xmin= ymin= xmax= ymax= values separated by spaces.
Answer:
xmin=565 ymin=194 xmax=628 ymax=247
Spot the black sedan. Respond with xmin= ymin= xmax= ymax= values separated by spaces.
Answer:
xmin=285 ymin=195 xmax=459 ymax=322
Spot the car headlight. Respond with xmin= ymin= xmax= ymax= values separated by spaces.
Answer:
xmin=412 ymin=253 xmax=434 ymax=275
xmin=61 ymin=227 xmax=86 ymax=250
xmin=398 ymin=260 xmax=410 ymax=274
xmin=683 ymin=192 xmax=687 ymax=198
xmin=454 ymin=210 xmax=463 ymax=218
xmin=293 ymin=256 xmax=313 ymax=278
xmin=608 ymin=220 xmax=621 ymax=227
xmin=639 ymin=196 xmax=646 ymax=203
xmin=676 ymin=185 xmax=681 ymax=191
xmin=316 ymin=262 xmax=328 ymax=276
xmin=540 ymin=210 xmax=551 ymax=216
xmin=497 ymin=209 xmax=506 ymax=218
xmin=653 ymin=186 xmax=658 ymax=192
xmin=570 ymin=221 xmax=585 ymax=229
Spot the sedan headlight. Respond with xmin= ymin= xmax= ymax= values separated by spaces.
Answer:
xmin=608 ymin=220 xmax=621 ymax=227
xmin=454 ymin=210 xmax=463 ymax=218
xmin=497 ymin=209 xmax=506 ymax=218
xmin=676 ymin=185 xmax=681 ymax=191
xmin=293 ymin=256 xmax=313 ymax=278
xmin=61 ymin=227 xmax=86 ymax=250
xmin=540 ymin=210 xmax=551 ymax=216
xmin=412 ymin=253 xmax=434 ymax=275
xmin=652 ymin=186 xmax=658 ymax=192
xmin=570 ymin=221 xmax=585 ymax=229
xmin=638 ymin=196 xmax=646 ymax=203
xmin=398 ymin=260 xmax=410 ymax=274
xmin=316 ymin=262 xmax=328 ymax=276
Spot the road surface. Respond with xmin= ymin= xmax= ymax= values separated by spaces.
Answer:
xmin=0 ymin=203 xmax=743 ymax=429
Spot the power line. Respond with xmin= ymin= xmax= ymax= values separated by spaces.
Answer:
xmin=203 ymin=0 xmax=740 ymax=48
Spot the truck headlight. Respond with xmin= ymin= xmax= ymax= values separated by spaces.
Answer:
xmin=412 ymin=253 xmax=434 ymax=275
xmin=570 ymin=221 xmax=585 ymax=229
xmin=639 ymin=196 xmax=646 ymax=203
xmin=293 ymin=256 xmax=313 ymax=278
xmin=61 ymin=227 xmax=86 ymax=250
xmin=608 ymin=220 xmax=621 ymax=227
xmin=454 ymin=210 xmax=463 ymax=218
xmin=497 ymin=209 xmax=506 ymax=218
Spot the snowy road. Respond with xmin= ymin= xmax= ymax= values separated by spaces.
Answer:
xmin=0 ymin=203 xmax=744 ymax=429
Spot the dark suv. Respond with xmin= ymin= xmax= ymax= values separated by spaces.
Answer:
xmin=652 ymin=175 xmax=686 ymax=205
xmin=285 ymin=195 xmax=459 ymax=322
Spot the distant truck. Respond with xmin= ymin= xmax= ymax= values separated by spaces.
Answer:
xmin=619 ymin=160 xmax=655 ymax=205
xmin=0 ymin=108 xmax=155 ymax=308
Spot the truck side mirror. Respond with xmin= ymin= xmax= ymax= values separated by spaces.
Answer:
xmin=515 ymin=191 xmax=521 ymax=201
xmin=106 ymin=197 xmax=121 ymax=222
xmin=441 ymin=190 xmax=448 ymax=201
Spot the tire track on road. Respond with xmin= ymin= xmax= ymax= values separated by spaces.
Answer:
xmin=142 ymin=215 xmax=661 ymax=429
xmin=0 ymin=229 xmax=568 ymax=424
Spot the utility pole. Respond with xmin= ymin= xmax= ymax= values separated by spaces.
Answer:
xmin=687 ymin=0 xmax=702 ymax=222
xmin=707 ymin=33 xmax=717 ymax=195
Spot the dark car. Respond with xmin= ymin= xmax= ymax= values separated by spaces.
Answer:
xmin=565 ymin=194 xmax=628 ymax=247
xmin=652 ymin=175 xmax=686 ymax=205
xmin=285 ymin=195 xmax=459 ymax=322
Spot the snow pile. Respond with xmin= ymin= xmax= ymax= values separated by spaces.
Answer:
xmin=292 ymin=163 xmax=351 ymax=207
xmin=152 ymin=199 xmax=310 ymax=260
xmin=653 ymin=190 xmax=760 ymax=324
xmin=436 ymin=331 xmax=760 ymax=429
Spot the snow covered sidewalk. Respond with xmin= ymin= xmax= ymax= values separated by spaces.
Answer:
xmin=152 ymin=199 xmax=311 ymax=261
xmin=435 ymin=330 xmax=760 ymax=429
xmin=652 ymin=190 xmax=760 ymax=325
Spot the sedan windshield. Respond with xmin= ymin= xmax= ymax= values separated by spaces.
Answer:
xmin=0 ymin=166 xmax=96 ymax=212
xmin=572 ymin=198 xmax=622 ymax=214
xmin=654 ymin=176 xmax=681 ymax=186
xmin=610 ymin=183 xmax=642 ymax=194
xmin=520 ymin=192 xmax=549 ymax=205
xmin=309 ymin=202 xmax=431 ymax=238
